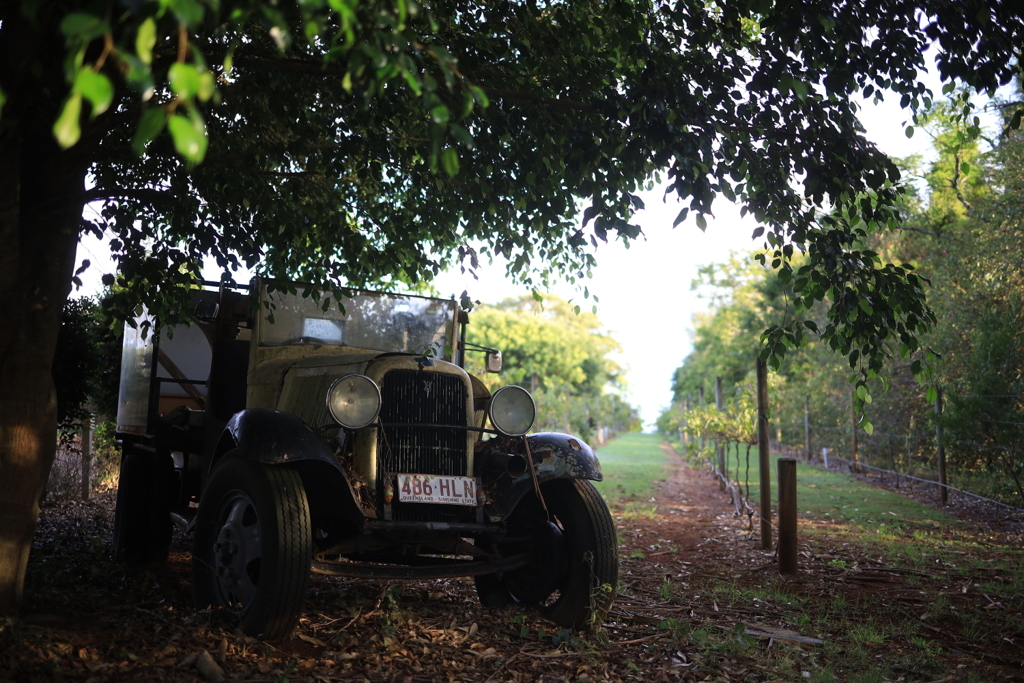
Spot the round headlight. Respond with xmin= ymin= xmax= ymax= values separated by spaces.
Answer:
xmin=327 ymin=375 xmax=381 ymax=429
xmin=489 ymin=385 xmax=536 ymax=436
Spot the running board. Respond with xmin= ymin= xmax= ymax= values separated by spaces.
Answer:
xmin=310 ymin=552 xmax=530 ymax=579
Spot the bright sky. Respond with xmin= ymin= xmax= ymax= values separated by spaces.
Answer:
xmin=74 ymin=72 xmax=949 ymax=432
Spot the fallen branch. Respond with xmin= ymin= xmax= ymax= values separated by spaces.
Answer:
xmin=483 ymin=653 xmax=521 ymax=683
xmin=609 ymin=633 xmax=669 ymax=647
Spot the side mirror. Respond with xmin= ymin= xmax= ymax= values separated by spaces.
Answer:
xmin=486 ymin=350 xmax=502 ymax=373
xmin=194 ymin=299 xmax=220 ymax=320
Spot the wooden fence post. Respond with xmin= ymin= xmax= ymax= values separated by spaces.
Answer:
xmin=936 ymin=386 xmax=947 ymax=504
xmin=684 ymin=392 xmax=692 ymax=448
xmin=698 ymin=384 xmax=706 ymax=455
xmin=804 ymin=396 xmax=811 ymax=461
xmin=716 ymin=377 xmax=725 ymax=490
xmin=756 ymin=357 xmax=772 ymax=551
xmin=850 ymin=391 xmax=859 ymax=473
xmin=80 ymin=418 xmax=93 ymax=502
xmin=778 ymin=458 xmax=798 ymax=574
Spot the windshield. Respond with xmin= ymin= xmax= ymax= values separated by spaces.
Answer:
xmin=258 ymin=281 xmax=457 ymax=359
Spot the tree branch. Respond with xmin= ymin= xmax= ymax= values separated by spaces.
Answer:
xmin=227 ymin=54 xmax=599 ymax=114
xmin=895 ymin=225 xmax=942 ymax=237
xmin=83 ymin=188 xmax=169 ymax=204
xmin=950 ymin=152 xmax=973 ymax=213
xmin=251 ymin=170 xmax=320 ymax=177
xmin=476 ymin=86 xmax=596 ymax=113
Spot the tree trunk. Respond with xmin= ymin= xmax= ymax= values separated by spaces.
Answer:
xmin=0 ymin=118 xmax=86 ymax=615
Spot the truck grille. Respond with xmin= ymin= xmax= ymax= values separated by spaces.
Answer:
xmin=377 ymin=370 xmax=467 ymax=477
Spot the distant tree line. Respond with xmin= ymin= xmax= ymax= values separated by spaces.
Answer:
xmin=466 ymin=295 xmax=641 ymax=443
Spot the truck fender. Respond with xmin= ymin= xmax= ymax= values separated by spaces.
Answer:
xmin=212 ymin=408 xmax=364 ymax=535
xmin=477 ymin=432 xmax=603 ymax=521
xmin=525 ymin=432 xmax=603 ymax=481
xmin=214 ymin=408 xmax=340 ymax=469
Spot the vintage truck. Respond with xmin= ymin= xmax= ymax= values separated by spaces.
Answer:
xmin=113 ymin=278 xmax=617 ymax=638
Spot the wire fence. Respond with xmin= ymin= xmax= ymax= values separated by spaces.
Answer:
xmin=674 ymin=381 xmax=1024 ymax=514
xmin=46 ymin=434 xmax=91 ymax=502
xmin=45 ymin=422 xmax=119 ymax=503
xmin=818 ymin=452 xmax=1024 ymax=515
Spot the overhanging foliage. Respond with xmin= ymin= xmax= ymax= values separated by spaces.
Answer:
xmin=5 ymin=1 xmax=1022 ymax=375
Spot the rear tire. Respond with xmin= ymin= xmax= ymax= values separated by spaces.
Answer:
xmin=112 ymin=448 xmax=174 ymax=563
xmin=192 ymin=454 xmax=312 ymax=640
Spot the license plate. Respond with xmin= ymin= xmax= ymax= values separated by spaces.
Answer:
xmin=396 ymin=474 xmax=477 ymax=506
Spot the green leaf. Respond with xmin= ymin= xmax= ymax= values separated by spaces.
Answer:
xmin=197 ymin=72 xmax=216 ymax=102
xmin=59 ymin=13 xmax=109 ymax=41
xmin=53 ymin=93 xmax=83 ymax=149
xmin=169 ymin=63 xmax=202 ymax=100
xmin=790 ymin=78 xmax=808 ymax=100
xmin=169 ymin=0 xmax=205 ymax=26
xmin=132 ymin=107 xmax=167 ymax=155
xmin=167 ymin=111 xmax=208 ymax=162
xmin=905 ymin=125 xmax=914 ymax=138
xmin=440 ymin=147 xmax=460 ymax=176
xmin=430 ymin=104 xmax=450 ymax=125
xmin=136 ymin=18 xmax=157 ymax=65
xmin=469 ymin=85 xmax=490 ymax=108
xmin=863 ymin=420 xmax=873 ymax=435
xmin=926 ymin=386 xmax=938 ymax=404
xmin=449 ymin=123 xmax=474 ymax=149
xmin=695 ymin=214 xmax=707 ymax=231
xmin=119 ymin=53 xmax=154 ymax=94
xmin=74 ymin=69 xmax=113 ymax=117
xmin=672 ymin=208 xmax=688 ymax=227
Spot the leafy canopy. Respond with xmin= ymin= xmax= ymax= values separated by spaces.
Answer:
xmin=3 ymin=0 xmax=1022 ymax=376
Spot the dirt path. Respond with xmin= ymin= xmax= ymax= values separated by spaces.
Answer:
xmin=630 ymin=442 xmax=773 ymax=568
xmin=4 ymin=443 xmax=1022 ymax=683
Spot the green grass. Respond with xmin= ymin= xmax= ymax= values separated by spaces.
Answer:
xmin=632 ymin=437 xmax=1024 ymax=682
xmin=592 ymin=432 xmax=670 ymax=507
xmin=715 ymin=445 xmax=984 ymax=573
xmin=721 ymin=445 xmax=960 ymax=535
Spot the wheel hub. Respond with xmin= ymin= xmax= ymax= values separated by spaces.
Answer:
xmin=211 ymin=493 xmax=262 ymax=608
xmin=503 ymin=520 xmax=567 ymax=603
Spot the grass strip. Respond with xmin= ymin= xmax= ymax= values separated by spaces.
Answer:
xmin=592 ymin=432 xmax=670 ymax=509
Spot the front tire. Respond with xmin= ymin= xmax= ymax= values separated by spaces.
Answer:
xmin=542 ymin=479 xmax=618 ymax=628
xmin=192 ymin=454 xmax=312 ymax=640
xmin=477 ymin=479 xmax=618 ymax=629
